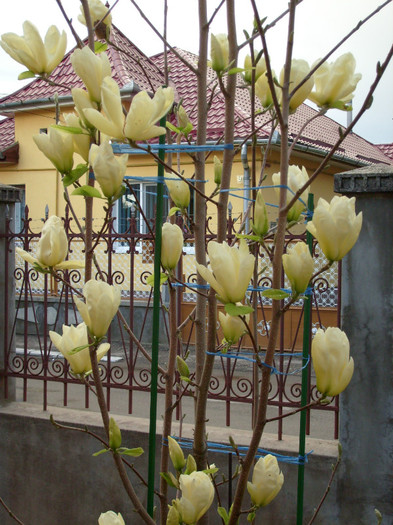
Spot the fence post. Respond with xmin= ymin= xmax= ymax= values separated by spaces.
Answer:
xmin=334 ymin=164 xmax=393 ymax=523
xmin=0 ymin=185 xmax=21 ymax=404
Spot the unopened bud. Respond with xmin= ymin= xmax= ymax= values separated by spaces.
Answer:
xmin=176 ymin=356 xmax=190 ymax=378
xmin=109 ymin=417 xmax=122 ymax=450
xmin=185 ymin=454 xmax=197 ymax=474
xmin=168 ymin=436 xmax=186 ymax=471
xmin=214 ymin=156 xmax=222 ymax=186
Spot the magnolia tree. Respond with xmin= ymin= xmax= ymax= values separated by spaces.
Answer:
xmin=0 ymin=0 xmax=391 ymax=524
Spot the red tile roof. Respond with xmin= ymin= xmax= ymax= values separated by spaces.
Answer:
xmin=0 ymin=117 xmax=15 ymax=150
xmin=377 ymin=143 xmax=393 ymax=160
xmin=152 ymin=48 xmax=392 ymax=167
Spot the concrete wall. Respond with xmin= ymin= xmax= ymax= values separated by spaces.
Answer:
xmin=0 ymin=402 xmax=338 ymax=525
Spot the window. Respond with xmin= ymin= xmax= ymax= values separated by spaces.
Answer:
xmin=13 ymin=185 xmax=25 ymax=233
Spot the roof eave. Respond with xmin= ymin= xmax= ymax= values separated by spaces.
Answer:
xmin=0 ymin=142 xmax=19 ymax=166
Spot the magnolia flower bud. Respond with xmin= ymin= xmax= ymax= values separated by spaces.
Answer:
xmin=84 ymin=77 xmax=125 ymax=140
xmin=214 ymin=156 xmax=222 ymax=186
xmin=175 ymin=471 xmax=214 ymax=525
xmin=161 ymin=223 xmax=183 ymax=271
xmin=166 ymin=505 xmax=180 ymax=525
xmin=168 ymin=436 xmax=186 ymax=471
xmin=210 ymin=34 xmax=229 ymax=73
xmin=109 ymin=417 xmax=122 ymax=450
xmin=282 ymin=242 xmax=314 ymax=295
xmin=62 ymin=112 xmax=90 ymax=162
xmin=185 ymin=454 xmax=197 ymax=475
xmin=280 ymin=59 xmax=314 ymax=112
xmin=124 ymin=87 xmax=174 ymax=142
xmin=49 ymin=322 xmax=110 ymax=375
xmin=244 ymin=53 xmax=266 ymax=84
xmin=247 ymin=455 xmax=284 ymax=507
xmin=71 ymin=46 xmax=111 ymax=103
xmin=98 ymin=511 xmax=125 ymax=525
xmin=89 ymin=141 xmax=127 ymax=199
xmin=75 ymin=280 xmax=121 ymax=339
xmin=197 ymin=240 xmax=255 ymax=304
xmin=272 ymin=165 xmax=309 ymax=223
xmin=255 ymin=71 xmax=275 ymax=108
xmin=33 ymin=127 xmax=74 ymax=174
xmin=219 ymin=310 xmax=249 ymax=345
xmin=311 ymin=327 xmax=354 ymax=397
xmin=176 ymin=356 xmax=190 ymax=378
xmin=177 ymin=105 xmax=191 ymax=129
xmin=306 ymin=196 xmax=362 ymax=262
xmin=308 ymin=53 xmax=362 ymax=110
xmin=16 ymin=216 xmax=84 ymax=271
xmin=0 ymin=21 xmax=66 ymax=75
xmin=72 ymin=87 xmax=98 ymax=129
xmin=165 ymin=178 xmax=190 ymax=210
xmin=251 ymin=189 xmax=269 ymax=237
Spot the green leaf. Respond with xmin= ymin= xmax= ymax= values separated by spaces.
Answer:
xmin=203 ymin=467 xmax=219 ymax=476
xmin=72 ymin=185 xmax=103 ymax=198
xmin=33 ymin=262 xmax=50 ymax=274
xmin=224 ymin=303 xmax=254 ymax=316
xmin=18 ymin=70 xmax=35 ymax=80
xmin=69 ymin=343 xmax=90 ymax=355
xmin=217 ymin=507 xmax=229 ymax=525
xmin=247 ymin=511 xmax=256 ymax=522
xmin=329 ymin=100 xmax=352 ymax=111
xmin=228 ymin=67 xmax=245 ymax=75
xmin=94 ymin=41 xmax=108 ymax=53
xmin=168 ymin=206 xmax=181 ymax=217
xmin=261 ymin=289 xmax=290 ymax=300
xmin=92 ymin=448 xmax=109 ymax=457
xmin=182 ymin=122 xmax=193 ymax=136
xmin=117 ymin=447 xmax=144 ymax=457
xmin=63 ymin=164 xmax=89 ymax=187
xmin=146 ymin=273 xmax=168 ymax=287
xmin=180 ymin=376 xmax=191 ymax=383
xmin=52 ymin=124 xmax=86 ymax=135
xmin=235 ymin=233 xmax=262 ymax=242
xmin=166 ymin=122 xmax=181 ymax=134
xmin=160 ymin=471 xmax=179 ymax=489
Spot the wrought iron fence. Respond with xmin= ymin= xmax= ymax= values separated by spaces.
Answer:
xmin=2 ymin=206 xmax=340 ymax=439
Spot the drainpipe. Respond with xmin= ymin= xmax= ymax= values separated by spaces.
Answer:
xmin=241 ymin=143 xmax=250 ymax=232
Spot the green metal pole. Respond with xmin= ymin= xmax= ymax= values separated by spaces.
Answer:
xmin=147 ymin=121 xmax=166 ymax=517
xmin=296 ymin=193 xmax=314 ymax=524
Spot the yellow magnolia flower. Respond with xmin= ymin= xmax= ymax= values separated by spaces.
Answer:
xmin=49 ymin=322 xmax=110 ymax=375
xmin=74 ymin=280 xmax=121 ymax=339
xmin=282 ymin=242 xmax=314 ymax=295
xmin=165 ymin=177 xmax=190 ymax=209
xmin=280 ymin=59 xmax=314 ymax=112
xmin=306 ymin=196 xmax=362 ymax=262
xmin=255 ymin=71 xmax=275 ymax=108
xmin=312 ymin=327 xmax=354 ymax=397
xmin=71 ymin=46 xmax=112 ymax=103
xmin=219 ymin=309 xmax=249 ymax=345
xmin=197 ymin=240 xmax=255 ymax=304
xmin=272 ymin=165 xmax=309 ymax=222
xmin=251 ymin=189 xmax=269 ymax=237
xmin=161 ymin=223 xmax=183 ymax=271
xmin=168 ymin=436 xmax=186 ymax=471
xmin=33 ymin=127 xmax=74 ymax=174
xmin=124 ymin=87 xmax=174 ymax=142
xmin=308 ymin=53 xmax=362 ymax=110
xmin=174 ymin=471 xmax=214 ymax=525
xmin=0 ymin=21 xmax=66 ymax=75
xmin=71 ymin=87 xmax=98 ymax=129
xmin=98 ymin=511 xmax=125 ymax=525
xmin=78 ymin=0 xmax=112 ymax=28
xmin=210 ymin=33 xmax=229 ymax=73
xmin=62 ymin=113 xmax=90 ymax=162
xmin=247 ymin=455 xmax=284 ymax=507
xmin=84 ymin=77 xmax=125 ymax=140
xmin=244 ymin=53 xmax=266 ymax=84
xmin=16 ymin=216 xmax=84 ymax=270
xmin=89 ymin=141 xmax=127 ymax=199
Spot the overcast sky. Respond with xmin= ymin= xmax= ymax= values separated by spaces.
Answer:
xmin=0 ymin=0 xmax=392 ymax=144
